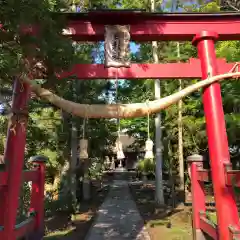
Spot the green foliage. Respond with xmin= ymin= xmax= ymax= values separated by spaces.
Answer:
xmin=136 ymin=158 xmax=155 ymax=177
xmin=88 ymin=158 xmax=104 ymax=180
xmin=17 ymin=183 xmax=31 ymax=223
xmin=0 ymin=0 xmax=75 ymax=84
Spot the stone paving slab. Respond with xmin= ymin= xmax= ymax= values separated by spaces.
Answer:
xmin=85 ymin=180 xmax=151 ymax=240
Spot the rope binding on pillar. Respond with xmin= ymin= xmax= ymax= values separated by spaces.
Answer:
xmin=9 ymin=108 xmax=29 ymax=135
xmin=229 ymin=62 xmax=240 ymax=75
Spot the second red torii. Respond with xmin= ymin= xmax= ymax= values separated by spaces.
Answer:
xmin=58 ymin=58 xmax=235 ymax=80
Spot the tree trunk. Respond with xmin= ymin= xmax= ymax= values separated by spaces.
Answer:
xmin=59 ymin=161 xmax=70 ymax=200
xmin=150 ymin=0 xmax=164 ymax=205
xmin=177 ymin=42 xmax=185 ymax=202
xmin=51 ymin=171 xmax=62 ymax=200
xmin=59 ymin=111 xmax=72 ymax=200
xmin=169 ymin=159 xmax=176 ymax=208
xmin=82 ymin=158 xmax=91 ymax=201
xmin=70 ymin=120 xmax=78 ymax=206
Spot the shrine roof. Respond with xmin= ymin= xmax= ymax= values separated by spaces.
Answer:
xmin=56 ymin=10 xmax=240 ymax=23
xmin=53 ymin=10 xmax=240 ymax=41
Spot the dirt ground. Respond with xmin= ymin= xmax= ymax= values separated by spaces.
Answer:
xmin=43 ymin=173 xmax=216 ymax=240
xmin=44 ymin=180 xmax=111 ymax=240
xmin=129 ymin=183 xmax=193 ymax=240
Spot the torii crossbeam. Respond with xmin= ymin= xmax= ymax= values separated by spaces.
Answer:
xmin=61 ymin=11 xmax=240 ymax=41
xmin=58 ymin=58 xmax=235 ymax=79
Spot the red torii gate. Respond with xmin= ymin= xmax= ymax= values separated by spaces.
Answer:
xmin=1 ymin=10 xmax=240 ymax=240
xmin=58 ymin=58 xmax=235 ymax=79
xmin=62 ymin=11 xmax=240 ymax=41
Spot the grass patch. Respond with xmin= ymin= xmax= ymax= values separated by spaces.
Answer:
xmin=129 ymin=182 xmax=192 ymax=240
xmin=43 ymin=228 xmax=73 ymax=239
xmin=207 ymin=212 xmax=217 ymax=224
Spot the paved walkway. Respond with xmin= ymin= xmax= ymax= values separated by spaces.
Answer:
xmin=85 ymin=180 xmax=151 ymax=240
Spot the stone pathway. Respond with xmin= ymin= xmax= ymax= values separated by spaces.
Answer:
xmin=85 ymin=180 xmax=151 ymax=240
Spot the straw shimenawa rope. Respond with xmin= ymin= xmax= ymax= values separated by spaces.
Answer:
xmin=21 ymin=68 xmax=240 ymax=119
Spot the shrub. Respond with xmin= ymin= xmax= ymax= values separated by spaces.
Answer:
xmin=136 ymin=158 xmax=155 ymax=179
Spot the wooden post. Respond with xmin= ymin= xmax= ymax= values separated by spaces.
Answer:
xmin=29 ymin=155 xmax=48 ymax=239
xmin=187 ymin=154 xmax=206 ymax=240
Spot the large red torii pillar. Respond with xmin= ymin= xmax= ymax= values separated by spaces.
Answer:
xmin=193 ymin=31 xmax=239 ymax=240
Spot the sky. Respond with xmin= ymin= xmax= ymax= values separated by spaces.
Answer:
xmin=130 ymin=42 xmax=139 ymax=54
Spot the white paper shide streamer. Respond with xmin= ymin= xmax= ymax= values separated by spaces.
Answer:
xmin=79 ymin=118 xmax=88 ymax=159
xmin=144 ymin=101 xmax=154 ymax=159
xmin=79 ymin=139 xmax=88 ymax=159
xmin=115 ymin=137 xmax=125 ymax=160
xmin=145 ymin=139 xmax=154 ymax=159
